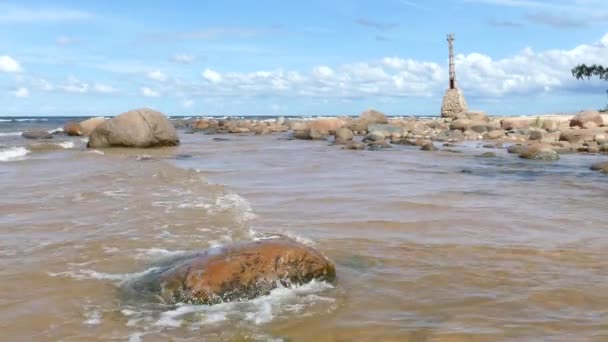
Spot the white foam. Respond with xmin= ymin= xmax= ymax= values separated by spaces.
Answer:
xmin=49 ymin=127 xmax=63 ymax=134
xmin=47 ymin=267 xmax=161 ymax=284
xmin=0 ymin=146 xmax=29 ymax=162
xmin=128 ymin=332 xmax=145 ymax=342
xmin=154 ymin=280 xmax=334 ymax=327
xmin=0 ymin=131 xmax=21 ymax=136
xmin=58 ymin=141 xmax=75 ymax=149
xmin=213 ymin=193 xmax=257 ymax=222
xmin=135 ymin=248 xmax=188 ymax=260
xmin=88 ymin=149 xmax=104 ymax=155
xmin=83 ymin=310 xmax=102 ymax=325
xmin=15 ymin=118 xmax=47 ymax=122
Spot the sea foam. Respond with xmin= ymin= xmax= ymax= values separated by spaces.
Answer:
xmin=0 ymin=146 xmax=29 ymax=161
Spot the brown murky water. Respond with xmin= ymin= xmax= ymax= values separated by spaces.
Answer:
xmin=2 ymin=130 xmax=608 ymax=341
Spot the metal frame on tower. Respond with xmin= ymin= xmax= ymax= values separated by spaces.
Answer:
xmin=447 ymin=33 xmax=456 ymax=89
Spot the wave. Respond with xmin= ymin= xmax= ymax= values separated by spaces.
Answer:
xmin=0 ymin=131 xmax=22 ymax=136
xmin=47 ymin=267 xmax=161 ymax=284
xmin=0 ymin=146 xmax=29 ymax=162
xmin=153 ymin=280 xmax=334 ymax=327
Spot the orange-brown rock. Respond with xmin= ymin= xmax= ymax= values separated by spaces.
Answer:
xmin=308 ymin=118 xmax=344 ymax=134
xmin=79 ymin=117 xmax=106 ymax=136
xmin=570 ymin=110 xmax=603 ymax=128
xmin=64 ymin=122 xmax=82 ymax=136
xmin=194 ymin=119 xmax=211 ymax=130
xmin=129 ymin=238 xmax=336 ymax=305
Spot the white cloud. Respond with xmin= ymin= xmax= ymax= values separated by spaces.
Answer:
xmin=93 ymin=83 xmax=118 ymax=94
xmin=0 ymin=4 xmax=92 ymax=23
xmin=13 ymin=87 xmax=29 ymax=98
xmin=0 ymin=55 xmax=22 ymax=73
xmin=170 ymin=54 xmax=195 ymax=64
xmin=147 ymin=70 xmax=168 ymax=82
xmin=202 ymin=68 xmax=223 ymax=83
xmin=62 ymin=76 xmax=89 ymax=93
xmin=141 ymin=87 xmax=160 ymax=97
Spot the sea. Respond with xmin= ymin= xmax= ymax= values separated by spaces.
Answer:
xmin=1 ymin=116 xmax=608 ymax=341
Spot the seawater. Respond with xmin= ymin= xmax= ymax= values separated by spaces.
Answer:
xmin=1 ymin=117 xmax=608 ymax=341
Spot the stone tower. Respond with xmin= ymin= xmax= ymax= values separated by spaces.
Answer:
xmin=441 ymin=33 xmax=467 ymax=118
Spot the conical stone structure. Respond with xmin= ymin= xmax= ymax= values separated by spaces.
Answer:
xmin=441 ymin=34 xmax=468 ymax=118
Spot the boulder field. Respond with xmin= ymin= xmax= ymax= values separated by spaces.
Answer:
xmin=122 ymin=238 xmax=336 ymax=305
xmin=182 ymin=108 xmax=608 ymax=157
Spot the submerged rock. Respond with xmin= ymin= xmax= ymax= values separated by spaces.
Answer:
xmin=334 ymin=127 xmax=354 ymax=145
xmin=122 ymin=238 xmax=335 ymax=305
xmin=420 ymin=142 xmax=437 ymax=151
xmin=22 ymin=130 xmax=53 ymax=140
xmin=519 ymin=145 xmax=560 ymax=161
xmin=88 ymin=109 xmax=179 ymax=148
xmin=590 ymin=161 xmax=608 ymax=172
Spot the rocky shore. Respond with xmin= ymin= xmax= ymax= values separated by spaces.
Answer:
xmin=63 ymin=107 xmax=608 ymax=174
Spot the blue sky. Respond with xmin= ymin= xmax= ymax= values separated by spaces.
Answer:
xmin=0 ymin=0 xmax=607 ymax=116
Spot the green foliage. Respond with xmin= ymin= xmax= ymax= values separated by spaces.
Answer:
xmin=572 ymin=64 xmax=608 ymax=80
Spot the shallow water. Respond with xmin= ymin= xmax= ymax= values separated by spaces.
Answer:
xmin=2 ymin=124 xmax=608 ymax=341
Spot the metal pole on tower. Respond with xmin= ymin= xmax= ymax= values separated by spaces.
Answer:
xmin=447 ymin=33 xmax=456 ymax=89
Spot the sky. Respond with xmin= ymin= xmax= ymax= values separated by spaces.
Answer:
xmin=0 ymin=0 xmax=608 ymax=117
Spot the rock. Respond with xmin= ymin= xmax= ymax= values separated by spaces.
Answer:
xmin=529 ymin=129 xmax=545 ymax=141
xmin=590 ymin=161 xmax=608 ymax=172
xmin=293 ymin=129 xmax=312 ymax=140
xmin=519 ymin=145 xmax=559 ymax=161
xmin=477 ymin=152 xmax=497 ymax=158
xmin=367 ymin=124 xmax=403 ymax=136
xmin=365 ymin=131 xmax=385 ymax=142
xmin=194 ymin=119 xmax=211 ymax=130
xmin=435 ymin=129 xmax=464 ymax=141
xmin=123 ymin=238 xmax=335 ymax=305
xmin=229 ymin=127 xmax=251 ymax=134
xmin=343 ymin=141 xmax=366 ymax=150
xmin=501 ymin=118 xmax=530 ymax=131
xmin=484 ymin=129 xmax=505 ymax=140
xmin=583 ymin=121 xmax=599 ymax=129
xmin=87 ymin=108 xmax=179 ymax=148
xmin=334 ymin=128 xmax=354 ymax=144
xmin=570 ymin=110 xmax=603 ymax=128
xmin=359 ymin=109 xmax=388 ymax=125
xmin=542 ymin=120 xmax=559 ymax=132
xmin=64 ymin=122 xmax=82 ymax=136
xmin=213 ymin=137 xmax=230 ymax=142
xmin=456 ymin=111 xmax=488 ymax=122
xmin=351 ymin=109 xmax=388 ymax=132
xmin=507 ymin=144 xmax=526 ymax=154
xmin=449 ymin=119 xmax=473 ymax=132
xmin=309 ymin=118 xmax=344 ymax=134
xmin=367 ymin=140 xmax=392 ymax=150
xmin=290 ymin=122 xmax=309 ymax=131
xmin=420 ymin=142 xmax=437 ymax=151
xmin=560 ymin=129 xmax=597 ymax=144
xmin=309 ymin=128 xmax=329 ymax=141
xmin=22 ymin=130 xmax=53 ymax=140
xmin=600 ymin=143 xmax=608 ymax=153
xmin=79 ymin=117 xmax=106 ymax=136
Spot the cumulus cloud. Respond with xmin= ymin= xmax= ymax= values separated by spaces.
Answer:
xmin=0 ymin=55 xmax=22 ymax=73
xmin=202 ymin=68 xmax=223 ymax=83
xmin=62 ymin=76 xmax=89 ymax=93
xmin=141 ymin=87 xmax=160 ymax=97
xmin=93 ymin=83 xmax=118 ymax=94
xmin=13 ymin=87 xmax=29 ymax=98
xmin=180 ymin=32 xmax=608 ymax=100
xmin=170 ymin=54 xmax=195 ymax=64
xmin=147 ymin=70 xmax=168 ymax=82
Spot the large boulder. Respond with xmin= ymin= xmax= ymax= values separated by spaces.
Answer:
xmin=88 ymin=109 xmax=179 ymax=148
xmin=501 ymin=118 xmax=530 ymax=131
xmin=79 ymin=117 xmax=106 ymax=136
xmin=63 ymin=122 xmax=82 ymax=136
xmin=570 ymin=110 xmax=603 ymax=128
xmin=559 ymin=129 xmax=598 ymax=144
xmin=22 ymin=130 xmax=53 ymax=140
xmin=334 ymin=127 xmax=354 ymax=144
xmin=351 ymin=109 xmax=388 ymax=132
xmin=122 ymin=238 xmax=336 ymax=305
xmin=309 ymin=118 xmax=344 ymax=134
